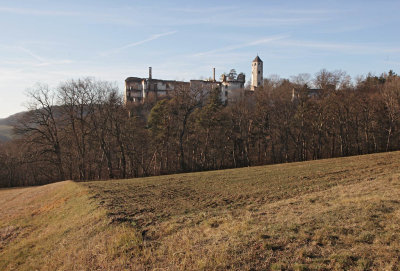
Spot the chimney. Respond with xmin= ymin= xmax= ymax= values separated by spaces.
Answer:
xmin=149 ymin=67 xmax=152 ymax=80
xmin=213 ymin=68 xmax=215 ymax=82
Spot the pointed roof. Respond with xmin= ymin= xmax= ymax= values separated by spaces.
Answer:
xmin=253 ymin=55 xmax=263 ymax=63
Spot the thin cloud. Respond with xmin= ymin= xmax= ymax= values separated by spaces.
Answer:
xmin=272 ymin=39 xmax=400 ymax=54
xmin=0 ymin=6 xmax=138 ymax=27
xmin=243 ymin=17 xmax=326 ymax=26
xmin=384 ymin=60 xmax=400 ymax=66
xmin=149 ymin=16 xmax=325 ymax=27
xmin=18 ymin=47 xmax=47 ymax=63
xmin=167 ymin=6 xmax=239 ymax=13
xmin=193 ymin=35 xmax=288 ymax=57
xmin=101 ymin=31 xmax=178 ymax=56
xmin=264 ymin=8 xmax=349 ymax=15
xmin=147 ymin=6 xmax=331 ymax=28
xmin=0 ymin=6 xmax=80 ymax=16
xmin=18 ymin=46 xmax=73 ymax=67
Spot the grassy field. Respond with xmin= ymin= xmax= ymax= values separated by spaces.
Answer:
xmin=1 ymin=152 xmax=400 ymax=270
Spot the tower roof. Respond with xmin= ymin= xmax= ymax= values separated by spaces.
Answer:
xmin=253 ymin=55 xmax=263 ymax=63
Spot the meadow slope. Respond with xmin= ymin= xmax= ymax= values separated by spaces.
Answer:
xmin=1 ymin=152 xmax=400 ymax=270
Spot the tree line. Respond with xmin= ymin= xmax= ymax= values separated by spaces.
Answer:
xmin=1 ymin=69 xmax=400 ymax=187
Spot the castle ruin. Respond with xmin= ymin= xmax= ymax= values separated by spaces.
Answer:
xmin=124 ymin=56 xmax=263 ymax=104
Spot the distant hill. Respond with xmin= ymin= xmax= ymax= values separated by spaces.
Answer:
xmin=1 ymin=151 xmax=400 ymax=270
xmin=0 ymin=111 xmax=26 ymax=142
xmin=0 ymin=112 xmax=21 ymax=125
xmin=0 ymin=123 xmax=13 ymax=142
xmin=0 ymin=127 xmax=13 ymax=141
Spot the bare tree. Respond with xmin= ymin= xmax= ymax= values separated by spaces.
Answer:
xmin=15 ymin=84 xmax=65 ymax=181
xmin=381 ymin=76 xmax=400 ymax=151
xmin=58 ymin=78 xmax=96 ymax=180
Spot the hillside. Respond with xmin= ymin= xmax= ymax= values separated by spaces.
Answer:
xmin=1 ymin=152 xmax=400 ymax=270
xmin=0 ymin=112 xmax=23 ymax=142
xmin=0 ymin=125 xmax=13 ymax=142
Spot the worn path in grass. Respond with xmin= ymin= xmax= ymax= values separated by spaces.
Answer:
xmin=1 ymin=152 xmax=400 ymax=270
xmin=0 ymin=181 xmax=141 ymax=270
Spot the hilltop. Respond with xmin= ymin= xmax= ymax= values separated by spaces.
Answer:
xmin=1 ymin=152 xmax=400 ymax=270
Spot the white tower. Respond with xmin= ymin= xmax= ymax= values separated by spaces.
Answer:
xmin=251 ymin=55 xmax=263 ymax=90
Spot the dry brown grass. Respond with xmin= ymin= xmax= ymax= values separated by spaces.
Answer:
xmin=0 ymin=181 xmax=144 ymax=270
xmin=2 ymin=152 xmax=400 ymax=270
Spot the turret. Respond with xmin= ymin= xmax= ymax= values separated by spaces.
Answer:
xmin=251 ymin=55 xmax=263 ymax=90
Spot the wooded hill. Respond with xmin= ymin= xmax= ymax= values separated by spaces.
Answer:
xmin=1 ymin=70 xmax=400 ymax=187
xmin=0 ymin=113 xmax=21 ymax=142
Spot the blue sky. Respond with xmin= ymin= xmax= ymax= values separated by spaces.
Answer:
xmin=0 ymin=0 xmax=400 ymax=117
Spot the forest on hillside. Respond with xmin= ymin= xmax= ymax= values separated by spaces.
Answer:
xmin=1 ymin=69 xmax=400 ymax=187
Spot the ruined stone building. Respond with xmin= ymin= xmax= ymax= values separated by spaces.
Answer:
xmin=124 ymin=56 xmax=263 ymax=104
xmin=125 ymin=67 xmax=188 ymax=103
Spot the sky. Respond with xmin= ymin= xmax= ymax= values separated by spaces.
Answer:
xmin=0 ymin=0 xmax=400 ymax=118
